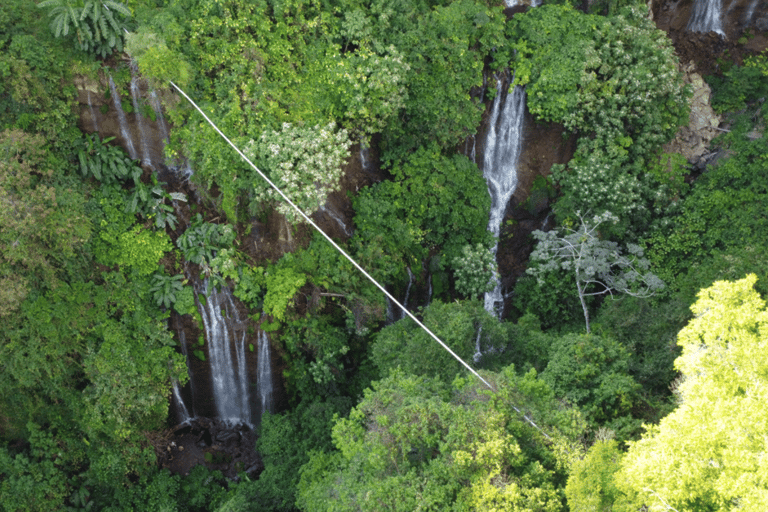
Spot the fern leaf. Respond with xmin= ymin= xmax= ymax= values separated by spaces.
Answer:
xmin=79 ymin=1 xmax=91 ymax=22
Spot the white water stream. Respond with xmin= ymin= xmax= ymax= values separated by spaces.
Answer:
xmin=482 ymin=77 xmax=526 ymax=317
xmin=196 ymin=280 xmax=253 ymax=427
xmin=688 ymin=0 xmax=725 ymax=35
xmin=129 ymin=63 xmax=151 ymax=166
xmin=257 ymin=329 xmax=274 ymax=421
xmin=108 ymin=75 xmax=138 ymax=160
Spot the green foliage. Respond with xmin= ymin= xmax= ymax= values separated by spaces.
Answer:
xmin=176 ymin=214 xmax=236 ymax=268
xmin=511 ymin=4 xmax=688 ymax=235
xmin=0 ymin=129 xmax=91 ymax=317
xmin=128 ymin=179 xmax=185 ymax=231
xmin=372 ymin=300 xmax=511 ymax=384
xmin=512 ymin=271 xmax=585 ymax=331
xmin=643 ymin=110 xmax=768 ymax=294
xmin=1 ymin=267 xmax=186 ymax=497
xmin=287 ymin=232 xmax=387 ymax=333
xmin=125 ymin=28 xmax=192 ymax=88
xmin=175 ymin=465 xmax=228 ymax=512
xmin=297 ymin=368 xmax=583 ymax=512
xmin=148 ymin=271 xmax=184 ymax=309
xmin=114 ymin=225 xmax=173 ymax=277
xmin=593 ymin=295 xmax=687 ymax=401
xmin=708 ymin=53 xmax=768 ymax=113
xmin=218 ymin=399 xmax=352 ymax=511
xmin=83 ymin=312 xmax=185 ymax=440
xmin=380 ymin=0 xmax=509 ymax=156
xmin=280 ymin=315 xmax=357 ymax=402
xmin=263 ymin=265 xmax=307 ymax=322
xmin=0 ymin=424 xmax=71 ymax=512
xmin=361 ymin=146 xmax=492 ymax=264
xmin=77 ymin=133 xmax=141 ymax=186
xmin=0 ymin=24 xmax=80 ymax=142
xmin=452 ymin=243 xmax=499 ymax=297
xmin=310 ymin=45 xmax=410 ymax=139
xmin=542 ymin=334 xmax=642 ymax=440
xmin=565 ymin=440 xmax=624 ymax=512
xmin=38 ymin=0 xmax=132 ymax=58
xmin=618 ymin=275 xmax=768 ymax=510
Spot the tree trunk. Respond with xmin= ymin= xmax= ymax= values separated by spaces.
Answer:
xmin=577 ymin=280 xmax=590 ymax=333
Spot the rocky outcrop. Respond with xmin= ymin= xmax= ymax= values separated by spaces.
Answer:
xmin=662 ymin=61 xmax=722 ymax=166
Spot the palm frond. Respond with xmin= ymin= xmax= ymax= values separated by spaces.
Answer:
xmin=104 ymin=1 xmax=132 ymax=18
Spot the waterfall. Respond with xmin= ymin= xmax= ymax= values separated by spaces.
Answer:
xmin=402 ymin=267 xmax=414 ymax=315
xmin=257 ymin=329 xmax=274 ymax=420
xmin=359 ymin=137 xmax=377 ymax=177
xmin=177 ymin=330 xmax=196 ymax=418
xmin=482 ymin=76 xmax=526 ymax=317
xmin=129 ymin=63 xmax=152 ymax=166
xmin=386 ymin=296 xmax=395 ymax=324
xmin=172 ymin=380 xmax=192 ymax=424
xmin=196 ymin=280 xmax=253 ymax=427
xmin=108 ymin=75 xmax=138 ymax=160
xmin=150 ymin=89 xmax=171 ymax=144
xmin=319 ymin=204 xmax=353 ymax=237
xmin=688 ymin=0 xmax=725 ymax=35
xmin=744 ymin=0 xmax=759 ymax=24
xmin=426 ymin=274 xmax=432 ymax=307
xmin=86 ymin=91 xmax=99 ymax=132
xmin=465 ymin=134 xmax=477 ymax=163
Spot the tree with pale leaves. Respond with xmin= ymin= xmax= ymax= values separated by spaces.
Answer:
xmin=527 ymin=211 xmax=664 ymax=333
xmin=244 ymin=122 xmax=351 ymax=224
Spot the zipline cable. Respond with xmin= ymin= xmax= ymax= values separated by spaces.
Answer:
xmin=169 ymin=81 xmax=494 ymax=391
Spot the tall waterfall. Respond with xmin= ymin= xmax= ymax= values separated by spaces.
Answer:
xmin=108 ymin=75 xmax=138 ymax=160
xmin=196 ymin=280 xmax=253 ymax=426
xmin=688 ymin=0 xmax=725 ymax=35
xmin=257 ymin=329 xmax=274 ymax=421
xmin=482 ymin=77 xmax=526 ymax=317
xmin=129 ymin=62 xmax=151 ymax=166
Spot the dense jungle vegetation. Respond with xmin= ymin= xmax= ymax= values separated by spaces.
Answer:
xmin=2 ymin=0 xmax=768 ymax=510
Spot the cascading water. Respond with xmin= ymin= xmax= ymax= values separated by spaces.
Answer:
xmin=86 ymin=91 xmax=99 ymax=132
xmin=196 ymin=280 xmax=253 ymax=426
xmin=482 ymin=76 xmax=526 ymax=317
xmin=743 ymin=0 xmax=759 ymax=24
xmin=129 ymin=62 xmax=152 ymax=167
xmin=688 ymin=0 xmax=725 ymax=35
xmin=394 ymin=267 xmax=415 ymax=321
xmin=319 ymin=204 xmax=353 ymax=237
xmin=172 ymin=380 xmax=192 ymax=424
xmin=257 ymin=329 xmax=274 ymax=421
xmin=177 ymin=330 xmax=196 ymax=418
xmin=360 ymin=138 xmax=376 ymax=176
xmin=108 ymin=75 xmax=138 ymax=160
xmin=150 ymin=89 xmax=171 ymax=144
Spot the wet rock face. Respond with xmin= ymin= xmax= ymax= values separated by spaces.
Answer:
xmin=76 ymin=71 xmax=173 ymax=174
